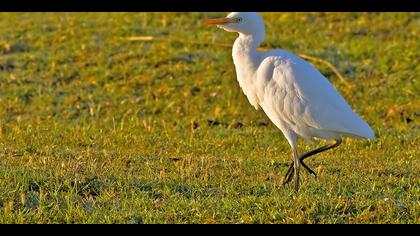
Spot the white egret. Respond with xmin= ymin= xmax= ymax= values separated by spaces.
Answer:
xmin=203 ymin=12 xmax=374 ymax=192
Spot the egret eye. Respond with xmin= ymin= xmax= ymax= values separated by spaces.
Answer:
xmin=237 ymin=17 xmax=243 ymax=23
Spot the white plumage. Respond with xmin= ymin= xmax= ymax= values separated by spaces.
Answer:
xmin=204 ymin=12 xmax=374 ymax=192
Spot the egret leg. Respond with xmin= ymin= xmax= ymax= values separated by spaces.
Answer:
xmin=300 ymin=138 xmax=342 ymax=163
xmin=293 ymin=149 xmax=301 ymax=192
xmin=283 ymin=162 xmax=294 ymax=185
xmin=282 ymin=138 xmax=342 ymax=186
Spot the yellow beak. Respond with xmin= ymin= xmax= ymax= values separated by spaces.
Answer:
xmin=202 ymin=18 xmax=238 ymax=25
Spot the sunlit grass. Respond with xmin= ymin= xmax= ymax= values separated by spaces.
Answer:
xmin=0 ymin=12 xmax=419 ymax=223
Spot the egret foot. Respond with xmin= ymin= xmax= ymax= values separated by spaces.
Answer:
xmin=282 ymin=160 xmax=316 ymax=186
xmin=282 ymin=139 xmax=342 ymax=187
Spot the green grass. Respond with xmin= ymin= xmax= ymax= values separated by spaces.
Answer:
xmin=0 ymin=12 xmax=419 ymax=224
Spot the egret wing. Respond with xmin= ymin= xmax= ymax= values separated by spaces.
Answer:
xmin=256 ymin=51 xmax=374 ymax=139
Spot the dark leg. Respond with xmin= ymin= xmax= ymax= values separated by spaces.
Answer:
xmin=283 ymin=138 xmax=342 ymax=186
xmin=293 ymin=149 xmax=300 ymax=192
xmin=302 ymin=162 xmax=317 ymax=176
xmin=300 ymin=138 xmax=342 ymax=163
xmin=282 ymin=162 xmax=294 ymax=185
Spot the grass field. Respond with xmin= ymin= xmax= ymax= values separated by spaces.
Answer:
xmin=0 ymin=12 xmax=419 ymax=224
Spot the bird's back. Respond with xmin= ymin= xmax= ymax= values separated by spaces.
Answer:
xmin=255 ymin=50 xmax=374 ymax=141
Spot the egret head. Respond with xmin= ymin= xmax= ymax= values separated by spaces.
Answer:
xmin=203 ymin=12 xmax=266 ymax=44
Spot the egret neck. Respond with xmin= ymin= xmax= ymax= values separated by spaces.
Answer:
xmin=232 ymin=34 xmax=262 ymax=109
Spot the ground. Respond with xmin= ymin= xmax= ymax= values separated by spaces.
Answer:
xmin=0 ymin=12 xmax=419 ymax=224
